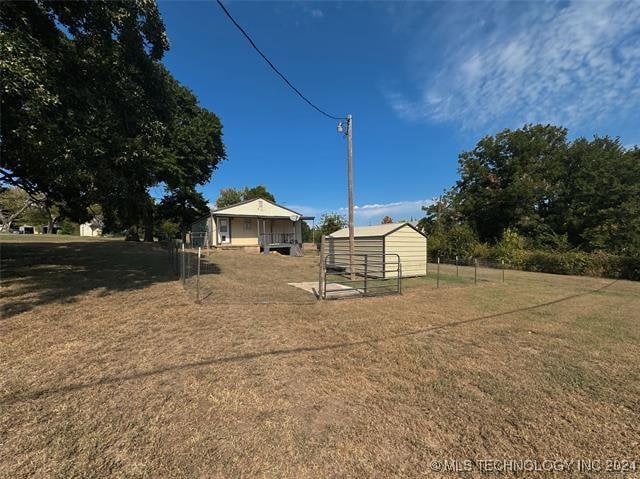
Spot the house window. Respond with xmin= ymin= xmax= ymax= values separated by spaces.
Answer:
xmin=244 ymin=219 xmax=252 ymax=231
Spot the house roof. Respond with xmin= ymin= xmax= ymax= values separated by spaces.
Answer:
xmin=329 ymin=222 xmax=427 ymax=238
xmin=210 ymin=197 xmax=313 ymax=220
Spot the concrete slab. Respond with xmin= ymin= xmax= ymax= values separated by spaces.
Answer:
xmin=287 ymin=282 xmax=363 ymax=299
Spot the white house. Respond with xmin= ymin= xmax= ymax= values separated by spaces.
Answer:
xmin=190 ymin=198 xmax=314 ymax=255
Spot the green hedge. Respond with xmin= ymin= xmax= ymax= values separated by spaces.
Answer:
xmin=508 ymin=250 xmax=640 ymax=281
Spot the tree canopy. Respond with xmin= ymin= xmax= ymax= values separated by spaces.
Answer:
xmin=422 ymin=124 xmax=640 ymax=256
xmin=1 ymin=1 xmax=225 ymax=238
xmin=215 ymin=185 xmax=276 ymax=208
xmin=318 ymin=213 xmax=347 ymax=238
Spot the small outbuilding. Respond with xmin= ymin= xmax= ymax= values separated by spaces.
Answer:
xmin=326 ymin=222 xmax=427 ymax=278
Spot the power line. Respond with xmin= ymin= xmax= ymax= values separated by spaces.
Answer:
xmin=215 ymin=0 xmax=345 ymax=121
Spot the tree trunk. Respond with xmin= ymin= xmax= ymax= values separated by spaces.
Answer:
xmin=46 ymin=210 xmax=58 ymax=234
xmin=143 ymin=201 xmax=154 ymax=242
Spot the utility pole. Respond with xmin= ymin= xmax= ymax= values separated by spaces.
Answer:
xmin=346 ymin=114 xmax=355 ymax=280
xmin=338 ymin=115 xmax=355 ymax=280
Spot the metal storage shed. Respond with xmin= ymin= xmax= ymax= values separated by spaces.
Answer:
xmin=327 ymin=222 xmax=427 ymax=278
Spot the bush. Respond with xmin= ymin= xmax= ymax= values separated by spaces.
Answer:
xmin=471 ymin=242 xmax=491 ymax=259
xmin=57 ymin=219 xmax=78 ymax=235
xmin=491 ymin=228 xmax=527 ymax=263
xmin=507 ymin=249 xmax=640 ymax=281
xmin=426 ymin=224 xmax=478 ymax=259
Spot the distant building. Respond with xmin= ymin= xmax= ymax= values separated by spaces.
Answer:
xmin=80 ymin=220 xmax=102 ymax=237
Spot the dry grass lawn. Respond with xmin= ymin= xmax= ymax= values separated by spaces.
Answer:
xmin=1 ymin=237 xmax=639 ymax=478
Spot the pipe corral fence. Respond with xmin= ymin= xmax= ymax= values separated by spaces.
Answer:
xmin=320 ymin=252 xmax=403 ymax=299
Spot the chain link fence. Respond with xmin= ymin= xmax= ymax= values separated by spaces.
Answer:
xmin=166 ymin=238 xmax=514 ymax=304
xmin=426 ymin=255 xmax=508 ymax=287
xmin=167 ymin=241 xmax=218 ymax=302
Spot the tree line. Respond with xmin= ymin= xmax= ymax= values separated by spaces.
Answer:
xmin=419 ymin=124 xmax=639 ymax=278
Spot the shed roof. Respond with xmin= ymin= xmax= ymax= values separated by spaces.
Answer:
xmin=329 ymin=222 xmax=426 ymax=238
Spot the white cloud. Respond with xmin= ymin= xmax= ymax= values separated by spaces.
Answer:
xmin=388 ymin=1 xmax=640 ymax=130
xmin=340 ymin=199 xmax=430 ymax=225
xmin=310 ymin=8 xmax=324 ymax=19
xmin=286 ymin=199 xmax=431 ymax=226
xmin=283 ymin=204 xmax=320 ymax=218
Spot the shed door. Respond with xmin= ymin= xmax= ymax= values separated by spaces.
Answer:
xmin=218 ymin=217 xmax=230 ymax=244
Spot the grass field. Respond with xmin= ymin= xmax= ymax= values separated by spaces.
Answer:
xmin=1 ymin=237 xmax=639 ymax=478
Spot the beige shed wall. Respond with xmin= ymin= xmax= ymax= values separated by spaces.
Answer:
xmin=326 ymin=237 xmax=384 ymax=276
xmin=385 ymin=225 xmax=427 ymax=277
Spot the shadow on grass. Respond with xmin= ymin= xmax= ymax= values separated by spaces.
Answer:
xmin=0 ymin=241 xmax=221 ymax=319
xmin=0 ymin=279 xmax=617 ymax=405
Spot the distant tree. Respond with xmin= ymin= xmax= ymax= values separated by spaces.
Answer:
xmin=317 ymin=213 xmax=347 ymax=240
xmin=0 ymin=187 xmax=34 ymax=231
xmin=215 ymin=185 xmax=276 ymax=208
xmin=301 ymin=221 xmax=314 ymax=243
xmin=381 ymin=215 xmax=394 ymax=224
xmin=158 ymin=219 xmax=180 ymax=239
xmin=242 ymin=185 xmax=275 ymax=203
xmin=156 ymin=187 xmax=209 ymax=237
xmin=215 ymin=188 xmax=244 ymax=208
xmin=58 ymin=218 xmax=79 ymax=235
xmin=417 ymin=193 xmax=460 ymax=235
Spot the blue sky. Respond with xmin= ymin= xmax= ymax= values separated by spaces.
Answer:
xmin=157 ymin=1 xmax=640 ymax=225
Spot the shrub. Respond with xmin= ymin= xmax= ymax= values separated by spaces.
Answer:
xmin=472 ymin=242 xmax=491 ymax=259
xmin=509 ymin=250 xmax=640 ymax=281
xmin=492 ymin=228 xmax=527 ymax=263
xmin=426 ymin=224 xmax=478 ymax=259
xmin=58 ymin=219 xmax=78 ymax=235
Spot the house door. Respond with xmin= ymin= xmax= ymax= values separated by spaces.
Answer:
xmin=218 ymin=217 xmax=230 ymax=244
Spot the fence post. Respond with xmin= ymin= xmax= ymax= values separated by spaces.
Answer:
xmin=364 ymin=254 xmax=368 ymax=295
xmin=474 ymin=258 xmax=478 ymax=285
xmin=501 ymin=259 xmax=505 ymax=283
xmin=196 ymin=247 xmax=201 ymax=303
xmin=181 ymin=243 xmax=185 ymax=286
xmin=318 ymin=235 xmax=325 ymax=299
xmin=455 ymin=255 xmax=459 ymax=277
xmin=398 ymin=261 xmax=402 ymax=294
xmin=437 ymin=256 xmax=440 ymax=288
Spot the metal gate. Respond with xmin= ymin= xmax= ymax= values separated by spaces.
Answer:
xmin=320 ymin=253 xmax=402 ymax=299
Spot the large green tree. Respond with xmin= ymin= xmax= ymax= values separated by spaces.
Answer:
xmin=560 ymin=139 xmax=640 ymax=253
xmin=430 ymin=124 xmax=640 ymax=255
xmin=454 ymin=124 xmax=568 ymax=242
xmin=1 ymin=1 xmax=225 ymax=239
